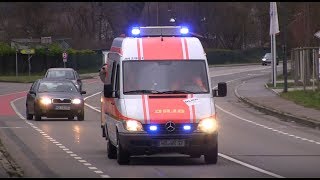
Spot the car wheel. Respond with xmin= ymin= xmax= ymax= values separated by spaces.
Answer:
xmin=68 ymin=116 xmax=74 ymax=120
xmin=204 ymin=145 xmax=218 ymax=164
xmin=26 ymin=105 xmax=33 ymax=120
xmin=77 ymin=110 xmax=84 ymax=121
xmin=107 ymin=135 xmax=117 ymax=159
xmin=116 ymin=133 xmax=130 ymax=165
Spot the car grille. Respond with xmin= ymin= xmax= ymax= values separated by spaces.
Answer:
xmin=52 ymin=98 xmax=71 ymax=104
xmin=143 ymin=123 xmax=198 ymax=134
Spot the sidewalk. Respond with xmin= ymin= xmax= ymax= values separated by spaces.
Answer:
xmin=235 ymin=75 xmax=320 ymax=128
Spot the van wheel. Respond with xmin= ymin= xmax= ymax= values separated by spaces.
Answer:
xmin=35 ymin=114 xmax=41 ymax=121
xmin=116 ymin=134 xmax=130 ymax=165
xmin=204 ymin=146 xmax=218 ymax=164
xmin=107 ymin=139 xmax=117 ymax=159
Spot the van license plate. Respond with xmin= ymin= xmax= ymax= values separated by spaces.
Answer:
xmin=55 ymin=105 xmax=70 ymax=110
xmin=159 ymin=139 xmax=185 ymax=147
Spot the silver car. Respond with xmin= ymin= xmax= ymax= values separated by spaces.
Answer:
xmin=262 ymin=53 xmax=279 ymax=66
xmin=44 ymin=68 xmax=82 ymax=91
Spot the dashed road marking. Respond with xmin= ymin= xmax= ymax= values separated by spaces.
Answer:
xmin=10 ymin=96 xmax=110 ymax=178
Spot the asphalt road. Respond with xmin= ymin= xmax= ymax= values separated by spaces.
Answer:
xmin=1 ymin=64 xmax=320 ymax=178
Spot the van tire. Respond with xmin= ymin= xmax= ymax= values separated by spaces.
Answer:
xmin=116 ymin=134 xmax=130 ymax=165
xmin=204 ymin=146 xmax=218 ymax=164
xmin=107 ymin=139 xmax=117 ymax=159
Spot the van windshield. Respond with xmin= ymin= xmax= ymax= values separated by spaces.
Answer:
xmin=123 ymin=60 xmax=210 ymax=94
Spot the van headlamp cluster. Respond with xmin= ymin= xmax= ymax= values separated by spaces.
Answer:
xmin=197 ymin=117 xmax=218 ymax=133
xmin=125 ymin=120 xmax=143 ymax=132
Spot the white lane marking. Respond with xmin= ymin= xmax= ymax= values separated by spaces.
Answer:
xmin=84 ymin=87 xmax=282 ymax=178
xmin=85 ymin=103 xmax=101 ymax=113
xmin=84 ymin=92 xmax=101 ymax=100
xmin=10 ymin=97 xmax=111 ymax=178
xmin=216 ymin=105 xmax=320 ymax=146
xmin=78 ymin=160 xmax=87 ymax=163
xmin=83 ymin=163 xmax=92 ymax=166
xmin=95 ymin=171 xmax=103 ymax=174
xmin=101 ymin=175 xmax=110 ymax=178
xmin=56 ymin=144 xmax=62 ymax=146
xmin=218 ymin=153 xmax=284 ymax=178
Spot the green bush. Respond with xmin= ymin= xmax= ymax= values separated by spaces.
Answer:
xmin=0 ymin=42 xmax=15 ymax=56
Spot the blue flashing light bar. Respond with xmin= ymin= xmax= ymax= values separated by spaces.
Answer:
xmin=149 ymin=125 xmax=158 ymax=131
xmin=130 ymin=26 xmax=190 ymax=37
xmin=180 ymin=27 xmax=189 ymax=34
xmin=131 ymin=27 xmax=141 ymax=36
xmin=183 ymin=125 xmax=191 ymax=130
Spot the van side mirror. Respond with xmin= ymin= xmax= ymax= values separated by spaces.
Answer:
xmin=212 ymin=82 xmax=227 ymax=97
xmin=104 ymin=84 xmax=113 ymax=98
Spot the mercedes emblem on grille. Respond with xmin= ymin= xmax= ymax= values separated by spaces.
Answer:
xmin=165 ymin=121 xmax=175 ymax=132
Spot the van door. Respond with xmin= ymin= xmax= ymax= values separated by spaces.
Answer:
xmin=106 ymin=61 xmax=120 ymax=143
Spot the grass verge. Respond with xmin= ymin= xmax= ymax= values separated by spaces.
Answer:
xmin=280 ymin=90 xmax=320 ymax=110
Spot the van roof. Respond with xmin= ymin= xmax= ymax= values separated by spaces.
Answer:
xmin=110 ymin=36 xmax=206 ymax=61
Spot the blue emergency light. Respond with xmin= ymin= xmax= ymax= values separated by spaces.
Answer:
xmin=183 ymin=125 xmax=191 ymax=131
xmin=149 ymin=125 xmax=158 ymax=131
xmin=130 ymin=26 xmax=189 ymax=37
xmin=131 ymin=27 xmax=141 ymax=36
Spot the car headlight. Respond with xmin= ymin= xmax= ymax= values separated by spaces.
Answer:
xmin=72 ymin=98 xmax=81 ymax=104
xmin=40 ymin=97 xmax=52 ymax=105
xmin=262 ymin=58 xmax=266 ymax=61
xmin=197 ymin=117 xmax=218 ymax=133
xmin=124 ymin=120 xmax=143 ymax=132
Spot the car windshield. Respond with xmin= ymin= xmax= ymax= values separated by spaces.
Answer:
xmin=38 ymin=81 xmax=78 ymax=93
xmin=46 ymin=70 xmax=75 ymax=79
xmin=123 ymin=60 xmax=210 ymax=94
xmin=264 ymin=53 xmax=271 ymax=58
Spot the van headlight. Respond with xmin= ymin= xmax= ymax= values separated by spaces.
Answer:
xmin=125 ymin=120 xmax=143 ymax=132
xmin=40 ymin=97 xmax=52 ymax=105
xmin=197 ymin=117 xmax=218 ymax=133
xmin=72 ymin=98 xmax=81 ymax=104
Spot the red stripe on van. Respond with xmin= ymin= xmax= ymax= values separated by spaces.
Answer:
xmin=141 ymin=37 xmax=183 ymax=60
xmin=147 ymin=95 xmax=191 ymax=124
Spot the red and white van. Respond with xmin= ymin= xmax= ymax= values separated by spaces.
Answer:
xmin=99 ymin=26 xmax=227 ymax=165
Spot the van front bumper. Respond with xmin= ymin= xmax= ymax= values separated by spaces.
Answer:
xmin=118 ymin=132 xmax=217 ymax=155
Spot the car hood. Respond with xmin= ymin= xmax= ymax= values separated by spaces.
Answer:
xmin=37 ymin=92 xmax=83 ymax=100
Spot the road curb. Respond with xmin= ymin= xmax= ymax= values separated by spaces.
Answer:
xmin=234 ymin=82 xmax=320 ymax=129
xmin=0 ymin=139 xmax=24 ymax=177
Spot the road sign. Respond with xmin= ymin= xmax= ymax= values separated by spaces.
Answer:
xmin=62 ymin=52 xmax=68 ymax=59
xmin=20 ymin=49 xmax=35 ymax=55
xmin=314 ymin=31 xmax=320 ymax=39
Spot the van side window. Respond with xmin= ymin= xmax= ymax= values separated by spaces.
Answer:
xmin=110 ymin=61 xmax=117 ymax=89
xmin=115 ymin=64 xmax=120 ymax=92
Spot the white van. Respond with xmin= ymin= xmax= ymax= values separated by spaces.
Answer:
xmin=99 ymin=26 xmax=227 ymax=165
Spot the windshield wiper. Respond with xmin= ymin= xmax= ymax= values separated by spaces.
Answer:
xmin=159 ymin=90 xmax=196 ymax=94
xmin=124 ymin=90 xmax=162 ymax=94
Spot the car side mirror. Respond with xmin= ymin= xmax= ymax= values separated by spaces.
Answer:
xmin=104 ymin=84 xmax=113 ymax=98
xmin=212 ymin=82 xmax=227 ymax=97
xmin=80 ymin=91 xmax=86 ymax=95
xmin=29 ymin=90 xmax=36 ymax=95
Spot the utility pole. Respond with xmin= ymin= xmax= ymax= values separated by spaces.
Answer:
xmin=282 ymin=2 xmax=288 ymax=93
xmin=157 ymin=2 xmax=159 ymax=26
